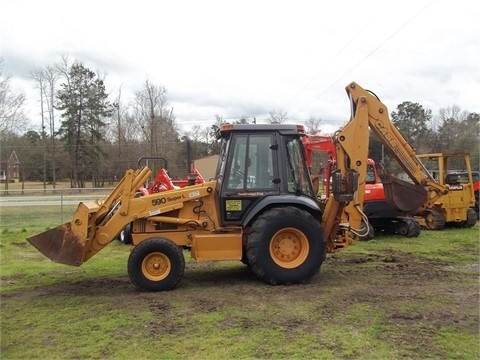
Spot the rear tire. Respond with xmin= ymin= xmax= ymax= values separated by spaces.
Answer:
xmin=474 ymin=190 xmax=479 ymax=219
xmin=246 ymin=207 xmax=325 ymax=285
xmin=128 ymin=238 xmax=185 ymax=291
xmin=464 ymin=208 xmax=478 ymax=227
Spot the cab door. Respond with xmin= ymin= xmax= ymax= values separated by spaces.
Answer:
xmin=219 ymin=133 xmax=279 ymax=225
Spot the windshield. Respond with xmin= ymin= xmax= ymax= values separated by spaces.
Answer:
xmin=226 ymin=134 xmax=276 ymax=190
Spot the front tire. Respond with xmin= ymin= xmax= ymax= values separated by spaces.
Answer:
xmin=397 ymin=217 xmax=421 ymax=237
xmin=423 ymin=209 xmax=445 ymax=230
xmin=117 ymin=223 xmax=132 ymax=244
xmin=359 ymin=221 xmax=375 ymax=241
xmin=246 ymin=207 xmax=325 ymax=285
xmin=128 ymin=238 xmax=185 ymax=291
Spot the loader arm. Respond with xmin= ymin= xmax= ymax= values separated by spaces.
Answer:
xmin=27 ymin=169 xmax=217 ymax=266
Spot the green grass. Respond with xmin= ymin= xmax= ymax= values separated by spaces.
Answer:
xmin=0 ymin=208 xmax=479 ymax=359
xmin=0 ymin=205 xmax=77 ymax=232
xmin=342 ymin=226 xmax=480 ymax=265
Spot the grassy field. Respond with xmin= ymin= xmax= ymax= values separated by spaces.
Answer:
xmin=1 ymin=180 xmax=114 ymax=190
xmin=0 ymin=206 xmax=479 ymax=359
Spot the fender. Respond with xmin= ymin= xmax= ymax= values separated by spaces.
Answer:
xmin=242 ymin=194 xmax=322 ymax=227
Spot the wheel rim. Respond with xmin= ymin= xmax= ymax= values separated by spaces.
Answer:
xmin=142 ymin=252 xmax=171 ymax=281
xmin=425 ymin=212 xmax=436 ymax=229
xmin=269 ymin=227 xmax=309 ymax=269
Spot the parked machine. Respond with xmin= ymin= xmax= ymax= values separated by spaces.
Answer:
xmin=304 ymin=137 xmax=477 ymax=233
xmin=471 ymin=171 xmax=479 ymax=218
xmin=303 ymin=135 xmax=421 ymax=238
xmin=27 ymin=82 xmax=450 ymax=292
xmin=415 ymin=153 xmax=477 ymax=228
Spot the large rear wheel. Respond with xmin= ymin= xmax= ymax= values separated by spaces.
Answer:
xmin=246 ymin=207 xmax=325 ymax=285
xmin=128 ymin=238 xmax=185 ymax=291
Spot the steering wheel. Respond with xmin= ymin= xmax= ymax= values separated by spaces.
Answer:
xmin=230 ymin=168 xmax=244 ymax=188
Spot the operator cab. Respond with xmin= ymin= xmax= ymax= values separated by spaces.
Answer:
xmin=215 ymin=124 xmax=316 ymax=225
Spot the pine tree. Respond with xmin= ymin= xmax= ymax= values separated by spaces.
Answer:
xmin=56 ymin=63 xmax=113 ymax=187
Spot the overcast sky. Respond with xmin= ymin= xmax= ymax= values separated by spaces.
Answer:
xmin=1 ymin=0 xmax=479 ymax=134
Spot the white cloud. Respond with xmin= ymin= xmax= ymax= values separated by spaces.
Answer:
xmin=1 ymin=0 xmax=479 ymax=134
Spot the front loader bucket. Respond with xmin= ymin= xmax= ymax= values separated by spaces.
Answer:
xmin=27 ymin=222 xmax=87 ymax=266
xmin=27 ymin=167 xmax=153 ymax=267
xmin=381 ymin=175 xmax=427 ymax=213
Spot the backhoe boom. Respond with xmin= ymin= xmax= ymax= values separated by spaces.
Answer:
xmin=345 ymin=82 xmax=448 ymax=212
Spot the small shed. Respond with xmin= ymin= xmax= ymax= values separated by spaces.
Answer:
xmin=193 ymin=155 xmax=219 ymax=181
xmin=7 ymin=150 xmax=21 ymax=182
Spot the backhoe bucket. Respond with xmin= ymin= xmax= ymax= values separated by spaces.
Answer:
xmin=27 ymin=222 xmax=87 ymax=266
xmin=381 ymin=175 xmax=427 ymax=213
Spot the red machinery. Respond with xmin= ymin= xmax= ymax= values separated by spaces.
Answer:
xmin=303 ymin=134 xmax=421 ymax=238
xmin=119 ymin=163 xmax=205 ymax=244
xmin=138 ymin=168 xmax=205 ymax=195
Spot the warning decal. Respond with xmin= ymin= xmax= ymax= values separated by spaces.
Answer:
xmin=225 ymin=200 xmax=242 ymax=211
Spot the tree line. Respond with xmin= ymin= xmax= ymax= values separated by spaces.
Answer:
xmin=1 ymin=57 xmax=478 ymax=189
xmin=369 ymin=101 xmax=479 ymax=173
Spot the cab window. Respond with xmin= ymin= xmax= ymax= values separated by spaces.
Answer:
xmin=226 ymin=134 xmax=276 ymax=190
xmin=366 ymin=164 xmax=376 ymax=184
xmin=285 ymin=138 xmax=314 ymax=197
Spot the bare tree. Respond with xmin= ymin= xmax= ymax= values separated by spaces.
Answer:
xmin=133 ymin=79 xmax=181 ymax=175
xmin=134 ymin=80 xmax=171 ymax=156
xmin=112 ymin=86 xmax=128 ymax=157
xmin=436 ymin=105 xmax=477 ymax=155
xmin=266 ymin=110 xmax=288 ymax=124
xmin=305 ymin=116 xmax=322 ymax=134
xmin=189 ymin=124 xmax=204 ymax=142
xmin=183 ymin=124 xmax=211 ymax=160
xmin=108 ymin=86 xmax=145 ymax=175
xmin=214 ymin=114 xmax=224 ymax=125
xmin=30 ymin=64 xmax=61 ymax=188
xmin=0 ymin=59 xmax=28 ymax=137
xmin=438 ymin=105 xmax=466 ymax=123
xmin=30 ymin=68 xmax=48 ymax=188
xmin=44 ymin=65 xmax=60 ymax=187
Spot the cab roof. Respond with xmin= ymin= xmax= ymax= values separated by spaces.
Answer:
xmin=219 ymin=123 xmax=306 ymax=137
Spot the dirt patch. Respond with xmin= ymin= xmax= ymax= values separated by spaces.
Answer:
xmin=2 ymin=250 xmax=479 ymax=358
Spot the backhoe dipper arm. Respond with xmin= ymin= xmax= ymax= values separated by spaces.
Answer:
xmin=344 ymin=82 xmax=448 ymax=212
xmin=324 ymin=83 xmax=371 ymax=248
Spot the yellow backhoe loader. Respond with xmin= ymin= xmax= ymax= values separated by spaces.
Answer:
xmin=28 ymin=82 xmax=450 ymax=291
